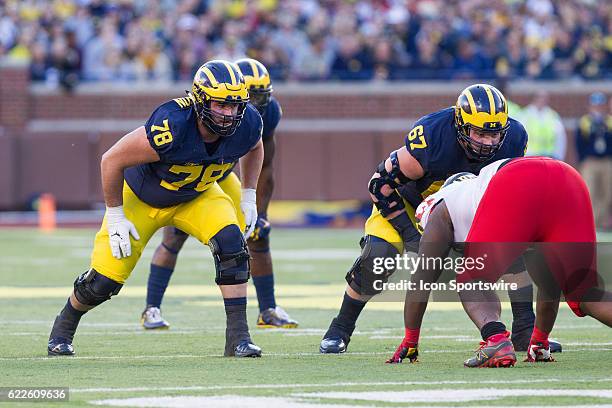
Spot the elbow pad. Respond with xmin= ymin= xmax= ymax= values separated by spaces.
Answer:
xmin=369 ymin=151 xmax=412 ymax=217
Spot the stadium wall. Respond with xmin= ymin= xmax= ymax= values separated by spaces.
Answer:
xmin=1 ymin=63 xmax=610 ymax=209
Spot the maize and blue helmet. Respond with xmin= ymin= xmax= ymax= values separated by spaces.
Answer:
xmin=455 ymin=84 xmax=509 ymax=161
xmin=235 ymin=58 xmax=273 ymax=113
xmin=189 ymin=60 xmax=249 ymax=137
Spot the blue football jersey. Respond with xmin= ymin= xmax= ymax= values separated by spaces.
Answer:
xmin=261 ymin=97 xmax=282 ymax=140
xmin=124 ymin=97 xmax=263 ymax=208
xmin=217 ymin=97 xmax=282 ymax=182
xmin=398 ymin=107 xmax=528 ymax=209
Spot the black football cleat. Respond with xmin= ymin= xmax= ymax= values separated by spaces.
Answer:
xmin=320 ymin=318 xmax=352 ymax=354
xmin=234 ymin=341 xmax=262 ymax=358
xmin=549 ymin=339 xmax=562 ymax=353
xmin=319 ymin=336 xmax=347 ymax=354
xmin=47 ymin=337 xmax=75 ymax=356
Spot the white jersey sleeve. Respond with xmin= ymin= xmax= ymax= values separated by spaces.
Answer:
xmin=415 ymin=159 xmax=511 ymax=242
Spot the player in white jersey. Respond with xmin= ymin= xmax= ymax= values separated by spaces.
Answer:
xmin=386 ymin=157 xmax=611 ymax=367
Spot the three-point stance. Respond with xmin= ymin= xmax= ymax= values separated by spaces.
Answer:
xmin=387 ymin=157 xmax=611 ymax=367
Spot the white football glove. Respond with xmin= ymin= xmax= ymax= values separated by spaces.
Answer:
xmin=106 ymin=205 xmax=140 ymax=259
xmin=240 ymin=188 xmax=258 ymax=239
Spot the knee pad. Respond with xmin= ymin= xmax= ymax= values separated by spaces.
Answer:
xmin=73 ymin=269 xmax=123 ymax=306
xmin=210 ymin=225 xmax=250 ymax=285
xmin=345 ymin=235 xmax=400 ymax=296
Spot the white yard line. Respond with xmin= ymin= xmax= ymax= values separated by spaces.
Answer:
xmin=300 ymin=388 xmax=612 ymax=402
xmin=563 ymin=342 xmax=612 ymax=346
xmin=91 ymin=396 xmax=366 ymax=408
xmin=71 ymin=377 xmax=612 ymax=393
xmin=2 ymin=348 xmax=611 ymax=362
xmin=91 ymin=397 xmax=612 ymax=408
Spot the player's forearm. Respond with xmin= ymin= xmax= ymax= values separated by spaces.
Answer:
xmin=369 ymin=148 xmax=423 ymax=221
xmin=100 ymin=153 xmax=128 ymax=207
xmin=403 ymin=242 xmax=447 ymax=328
xmin=403 ymin=204 xmax=453 ymax=328
xmin=239 ymin=139 xmax=264 ymax=189
xmin=404 ymin=254 xmax=444 ymax=328
xmin=404 ymin=297 xmax=430 ymax=329
xmin=256 ymin=163 xmax=274 ymax=214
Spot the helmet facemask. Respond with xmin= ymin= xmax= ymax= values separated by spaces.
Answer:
xmin=191 ymin=89 xmax=248 ymax=137
xmin=190 ymin=60 xmax=250 ymax=138
xmin=248 ymin=86 xmax=272 ymax=113
xmin=454 ymin=83 xmax=510 ymax=162
xmin=235 ymin=58 xmax=273 ymax=114
xmin=456 ymin=117 xmax=508 ymax=161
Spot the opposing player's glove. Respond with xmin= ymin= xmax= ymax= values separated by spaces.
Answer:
xmin=250 ymin=214 xmax=271 ymax=241
xmin=241 ymin=188 xmax=258 ymax=239
xmin=385 ymin=338 xmax=419 ymax=364
xmin=106 ymin=205 xmax=140 ymax=259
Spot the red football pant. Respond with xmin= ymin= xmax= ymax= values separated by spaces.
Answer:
xmin=462 ymin=157 xmax=597 ymax=317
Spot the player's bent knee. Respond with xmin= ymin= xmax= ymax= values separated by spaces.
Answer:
xmin=210 ymin=225 xmax=250 ymax=285
xmin=73 ymin=269 xmax=123 ymax=306
xmin=345 ymin=235 xmax=399 ymax=296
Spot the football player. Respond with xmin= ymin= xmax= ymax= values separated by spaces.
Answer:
xmin=48 ymin=60 xmax=264 ymax=357
xmin=320 ymin=84 xmax=560 ymax=354
xmin=386 ymin=157 xmax=611 ymax=367
xmin=140 ymin=58 xmax=298 ymax=330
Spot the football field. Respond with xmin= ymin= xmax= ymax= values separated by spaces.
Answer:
xmin=1 ymin=228 xmax=611 ymax=407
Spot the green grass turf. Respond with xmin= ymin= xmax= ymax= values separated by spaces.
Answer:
xmin=0 ymin=228 xmax=611 ymax=407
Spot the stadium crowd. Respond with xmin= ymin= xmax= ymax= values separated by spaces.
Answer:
xmin=0 ymin=0 xmax=610 ymax=88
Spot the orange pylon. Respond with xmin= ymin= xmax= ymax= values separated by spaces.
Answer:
xmin=39 ymin=193 xmax=57 ymax=232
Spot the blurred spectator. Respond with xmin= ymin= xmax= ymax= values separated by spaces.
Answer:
xmin=371 ymin=38 xmax=399 ymax=81
xmin=290 ymin=33 xmax=334 ymax=80
xmin=522 ymin=90 xmax=567 ymax=160
xmin=0 ymin=0 xmax=609 ymax=83
xmin=47 ymin=35 xmax=80 ymax=91
xmin=551 ymin=28 xmax=576 ymax=78
xmin=330 ymin=35 xmax=372 ymax=80
xmin=134 ymin=36 xmax=172 ymax=81
xmin=576 ymin=92 xmax=612 ymax=230
xmin=409 ymin=33 xmax=445 ymax=79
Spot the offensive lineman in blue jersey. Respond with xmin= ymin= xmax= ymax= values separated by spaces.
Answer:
xmin=48 ymin=60 xmax=264 ymax=358
xmin=140 ymin=58 xmax=299 ymax=330
xmin=320 ymin=84 xmax=560 ymax=355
